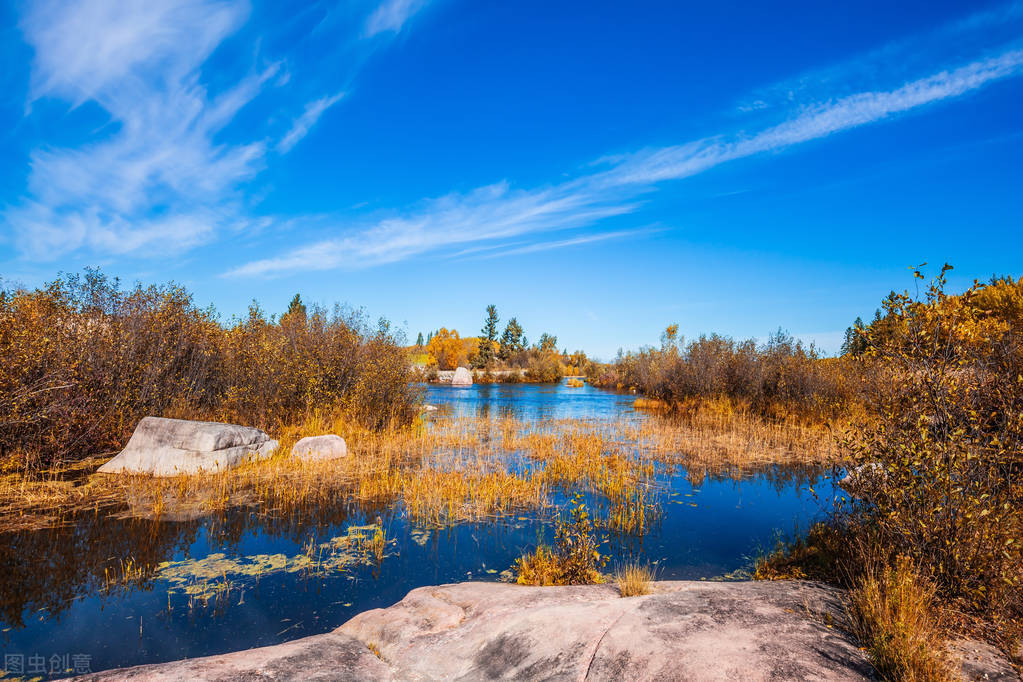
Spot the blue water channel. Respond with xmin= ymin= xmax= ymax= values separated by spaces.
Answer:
xmin=0 ymin=382 xmax=838 ymax=677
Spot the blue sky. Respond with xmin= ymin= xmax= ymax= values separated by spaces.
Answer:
xmin=1 ymin=0 xmax=1021 ymax=358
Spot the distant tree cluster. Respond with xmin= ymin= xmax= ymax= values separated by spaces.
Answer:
xmin=414 ymin=305 xmax=592 ymax=381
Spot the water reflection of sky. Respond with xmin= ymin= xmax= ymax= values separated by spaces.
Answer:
xmin=0 ymin=381 xmax=837 ymax=677
xmin=424 ymin=381 xmax=641 ymax=421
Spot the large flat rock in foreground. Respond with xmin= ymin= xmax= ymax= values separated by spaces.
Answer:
xmin=79 ymin=580 xmax=878 ymax=680
xmin=98 ymin=416 xmax=278 ymax=476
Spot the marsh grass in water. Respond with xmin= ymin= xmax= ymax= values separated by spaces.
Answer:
xmin=0 ymin=406 xmax=837 ymax=536
xmin=0 ymin=386 xmax=840 ymax=673
xmin=515 ymin=495 xmax=606 ymax=586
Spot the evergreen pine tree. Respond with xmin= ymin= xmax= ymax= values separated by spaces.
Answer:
xmin=283 ymin=293 xmax=307 ymax=324
xmin=475 ymin=305 xmax=499 ymax=368
xmin=537 ymin=332 xmax=558 ymax=354
xmin=840 ymin=316 xmax=869 ymax=356
xmin=499 ymin=317 xmax=524 ymax=359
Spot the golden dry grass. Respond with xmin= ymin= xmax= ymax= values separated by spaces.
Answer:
xmin=514 ymin=545 xmax=563 ymax=586
xmin=848 ymin=557 xmax=954 ymax=682
xmin=638 ymin=398 xmax=842 ymax=470
xmin=513 ymin=547 xmax=606 ymax=586
xmin=633 ymin=397 xmax=667 ymax=410
xmin=615 ymin=562 xmax=653 ymax=596
xmin=0 ymin=404 xmax=837 ymax=534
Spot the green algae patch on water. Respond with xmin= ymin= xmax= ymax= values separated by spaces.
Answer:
xmin=410 ymin=527 xmax=431 ymax=546
xmin=154 ymin=523 xmax=393 ymax=600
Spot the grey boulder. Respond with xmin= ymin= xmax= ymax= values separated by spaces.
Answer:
xmin=338 ymin=580 xmax=875 ymax=681
xmin=75 ymin=580 xmax=1019 ymax=680
xmin=450 ymin=366 xmax=473 ymax=386
xmin=79 ymin=580 xmax=876 ymax=680
xmin=290 ymin=435 xmax=348 ymax=461
xmin=98 ymin=417 xmax=278 ymax=476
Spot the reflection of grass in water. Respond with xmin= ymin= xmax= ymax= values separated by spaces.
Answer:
xmin=153 ymin=523 xmax=391 ymax=602
xmin=103 ymin=556 xmax=146 ymax=595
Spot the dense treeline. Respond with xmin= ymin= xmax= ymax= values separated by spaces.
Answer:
xmin=588 ymin=326 xmax=862 ymax=421
xmin=736 ymin=267 xmax=1022 ymax=671
xmin=0 ymin=270 xmax=419 ymax=469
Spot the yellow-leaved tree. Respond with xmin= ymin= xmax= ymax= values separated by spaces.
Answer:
xmin=425 ymin=328 xmax=469 ymax=370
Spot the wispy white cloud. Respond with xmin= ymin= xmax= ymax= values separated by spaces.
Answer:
xmin=600 ymin=49 xmax=1023 ymax=188
xmin=364 ymin=0 xmax=430 ymax=37
xmin=7 ymin=0 xmax=1023 ymax=273
xmin=734 ymin=0 xmax=1023 ymax=113
xmin=277 ymin=92 xmax=345 ymax=153
xmin=22 ymin=0 xmax=250 ymax=107
xmin=7 ymin=0 xmax=266 ymax=257
xmin=225 ymin=181 xmax=642 ymax=276
xmin=474 ymin=228 xmax=661 ymax=259
xmin=5 ymin=0 xmax=424 ymax=260
xmin=230 ymin=43 xmax=1023 ymax=277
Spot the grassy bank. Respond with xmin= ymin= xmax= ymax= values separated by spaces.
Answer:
xmin=0 ymin=270 xmax=420 ymax=471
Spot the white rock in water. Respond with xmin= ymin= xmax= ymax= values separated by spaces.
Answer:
xmin=839 ymin=462 xmax=886 ymax=494
xmin=451 ymin=366 xmax=473 ymax=386
xmin=98 ymin=416 xmax=277 ymax=476
xmin=290 ymin=434 xmax=348 ymax=461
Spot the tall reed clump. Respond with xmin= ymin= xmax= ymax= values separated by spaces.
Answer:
xmin=0 ymin=270 xmax=420 ymax=470
xmin=848 ymin=556 xmax=952 ymax=682
xmin=639 ymin=398 xmax=841 ymax=470
xmin=615 ymin=562 xmax=653 ymax=597
xmin=511 ymin=424 xmax=656 ymax=535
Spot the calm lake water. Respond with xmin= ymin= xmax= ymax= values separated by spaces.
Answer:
xmin=0 ymin=382 xmax=837 ymax=678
